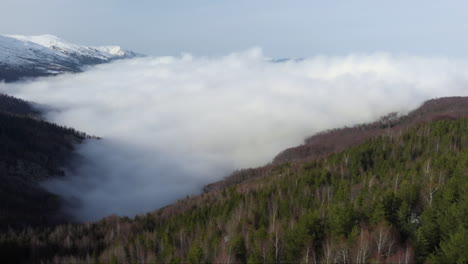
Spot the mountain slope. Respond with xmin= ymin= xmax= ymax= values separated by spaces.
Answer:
xmin=0 ymin=34 xmax=139 ymax=82
xmin=8 ymin=34 xmax=138 ymax=64
xmin=0 ymin=94 xmax=90 ymax=228
xmin=0 ymin=35 xmax=80 ymax=81
xmin=274 ymin=96 xmax=468 ymax=163
xmin=0 ymin=98 xmax=466 ymax=264
xmin=204 ymin=97 xmax=468 ymax=192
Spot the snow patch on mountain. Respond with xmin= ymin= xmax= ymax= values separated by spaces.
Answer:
xmin=94 ymin=46 xmax=126 ymax=57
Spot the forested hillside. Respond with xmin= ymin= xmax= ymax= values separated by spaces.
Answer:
xmin=0 ymin=94 xmax=89 ymax=228
xmin=2 ymin=116 xmax=466 ymax=263
xmin=274 ymin=96 xmax=468 ymax=163
xmin=204 ymin=97 xmax=468 ymax=193
xmin=0 ymin=94 xmax=40 ymax=117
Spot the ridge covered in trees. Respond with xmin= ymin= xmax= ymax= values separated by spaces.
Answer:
xmin=275 ymin=96 xmax=468 ymax=163
xmin=1 ymin=107 xmax=466 ymax=263
xmin=0 ymin=94 xmax=91 ymax=228
xmin=205 ymin=97 xmax=468 ymax=192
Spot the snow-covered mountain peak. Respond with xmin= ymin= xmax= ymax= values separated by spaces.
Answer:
xmin=7 ymin=34 xmax=137 ymax=61
xmin=0 ymin=34 xmax=72 ymax=65
xmin=0 ymin=34 xmax=140 ymax=82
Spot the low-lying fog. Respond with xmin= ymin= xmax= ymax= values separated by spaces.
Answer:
xmin=2 ymin=49 xmax=467 ymax=221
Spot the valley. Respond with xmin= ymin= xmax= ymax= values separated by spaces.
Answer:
xmin=0 ymin=92 xmax=466 ymax=263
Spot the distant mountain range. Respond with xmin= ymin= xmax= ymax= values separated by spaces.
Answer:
xmin=0 ymin=34 xmax=140 ymax=82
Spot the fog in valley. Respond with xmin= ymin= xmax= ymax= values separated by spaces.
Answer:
xmin=2 ymin=49 xmax=468 ymax=221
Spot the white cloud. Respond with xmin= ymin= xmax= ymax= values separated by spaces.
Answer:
xmin=2 ymin=49 xmax=467 ymax=221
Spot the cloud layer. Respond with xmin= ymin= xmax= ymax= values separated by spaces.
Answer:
xmin=2 ymin=49 xmax=468 ymax=221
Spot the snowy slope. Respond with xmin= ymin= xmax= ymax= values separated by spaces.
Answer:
xmin=0 ymin=35 xmax=81 ymax=81
xmin=0 ymin=34 xmax=139 ymax=82
xmin=9 ymin=34 xmax=138 ymax=63
xmin=0 ymin=35 xmax=77 ymax=67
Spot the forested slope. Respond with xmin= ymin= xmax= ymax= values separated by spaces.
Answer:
xmin=0 ymin=94 xmax=40 ymax=117
xmin=2 ymin=117 xmax=466 ymax=263
xmin=205 ymin=97 xmax=468 ymax=193
xmin=274 ymin=96 xmax=468 ymax=163
xmin=0 ymin=94 xmax=89 ymax=228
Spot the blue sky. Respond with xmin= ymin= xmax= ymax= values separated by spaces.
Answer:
xmin=2 ymin=0 xmax=468 ymax=57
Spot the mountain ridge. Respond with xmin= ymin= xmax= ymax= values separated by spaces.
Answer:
xmin=203 ymin=96 xmax=468 ymax=193
xmin=0 ymin=93 xmax=92 ymax=228
xmin=0 ymin=34 xmax=140 ymax=82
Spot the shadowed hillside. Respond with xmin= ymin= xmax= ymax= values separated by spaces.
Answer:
xmin=0 ymin=94 xmax=41 ymax=117
xmin=0 ymin=94 xmax=90 ymax=228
